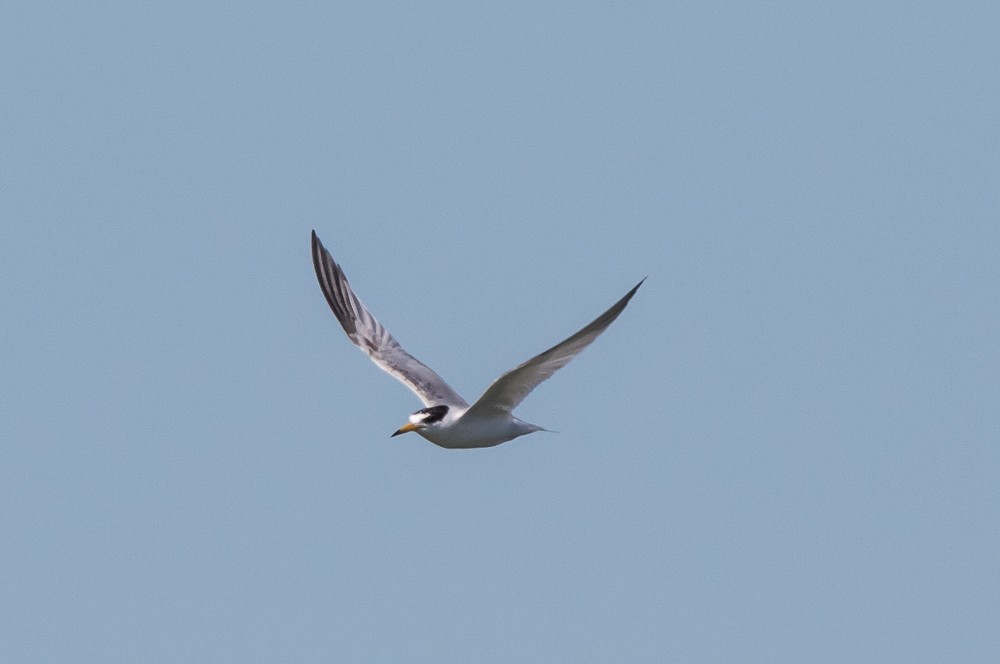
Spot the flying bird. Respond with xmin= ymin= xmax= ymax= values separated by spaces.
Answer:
xmin=311 ymin=230 xmax=643 ymax=448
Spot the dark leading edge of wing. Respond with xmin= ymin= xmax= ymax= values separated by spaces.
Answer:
xmin=311 ymin=230 xmax=468 ymax=408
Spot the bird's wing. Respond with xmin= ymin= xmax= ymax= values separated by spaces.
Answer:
xmin=311 ymin=231 xmax=468 ymax=408
xmin=464 ymin=279 xmax=644 ymax=418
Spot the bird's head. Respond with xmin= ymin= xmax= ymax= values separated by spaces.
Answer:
xmin=391 ymin=405 xmax=450 ymax=437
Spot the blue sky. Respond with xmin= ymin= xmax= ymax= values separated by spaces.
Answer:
xmin=2 ymin=3 xmax=998 ymax=662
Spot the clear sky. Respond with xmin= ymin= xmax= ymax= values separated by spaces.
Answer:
xmin=2 ymin=3 xmax=998 ymax=662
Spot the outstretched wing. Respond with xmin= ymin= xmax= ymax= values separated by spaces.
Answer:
xmin=464 ymin=279 xmax=644 ymax=418
xmin=311 ymin=230 xmax=468 ymax=408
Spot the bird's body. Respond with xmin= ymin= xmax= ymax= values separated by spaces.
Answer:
xmin=311 ymin=230 xmax=642 ymax=449
xmin=397 ymin=406 xmax=544 ymax=449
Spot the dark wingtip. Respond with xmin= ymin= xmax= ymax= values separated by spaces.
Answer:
xmin=624 ymin=277 xmax=646 ymax=300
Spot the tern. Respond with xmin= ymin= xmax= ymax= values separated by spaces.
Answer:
xmin=311 ymin=230 xmax=643 ymax=448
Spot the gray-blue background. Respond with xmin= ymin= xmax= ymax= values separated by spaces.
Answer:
xmin=3 ymin=3 xmax=997 ymax=661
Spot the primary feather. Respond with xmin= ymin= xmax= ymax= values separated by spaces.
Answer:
xmin=463 ymin=279 xmax=644 ymax=419
xmin=311 ymin=231 xmax=467 ymax=408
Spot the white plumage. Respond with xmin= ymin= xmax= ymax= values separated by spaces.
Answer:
xmin=312 ymin=230 xmax=643 ymax=448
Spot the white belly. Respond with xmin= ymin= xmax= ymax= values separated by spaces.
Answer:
xmin=418 ymin=415 xmax=545 ymax=449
